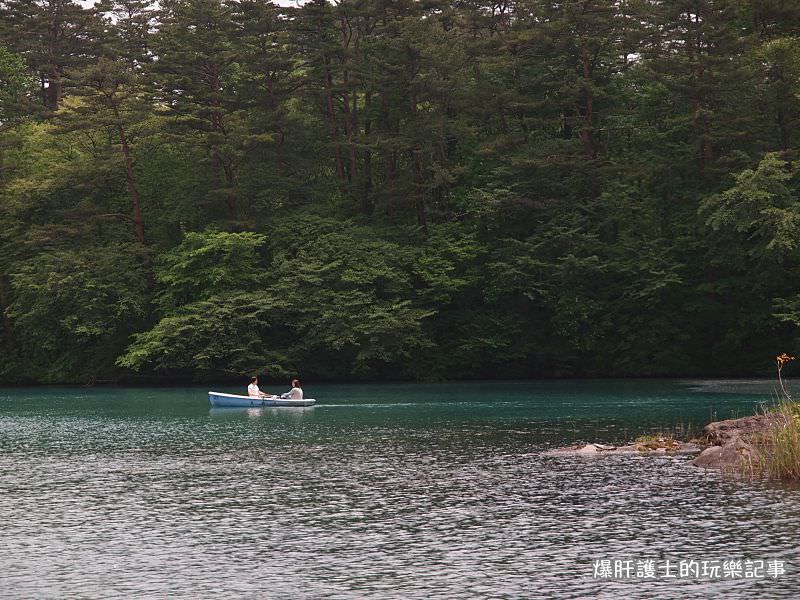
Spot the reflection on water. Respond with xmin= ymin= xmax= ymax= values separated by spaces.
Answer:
xmin=0 ymin=380 xmax=799 ymax=598
xmin=209 ymin=406 xmax=316 ymax=419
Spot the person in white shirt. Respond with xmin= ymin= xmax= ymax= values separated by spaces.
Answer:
xmin=281 ymin=379 xmax=303 ymax=400
xmin=247 ymin=376 xmax=270 ymax=398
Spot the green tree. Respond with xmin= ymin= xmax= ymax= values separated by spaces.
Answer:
xmin=151 ymin=0 xmax=246 ymax=220
xmin=0 ymin=0 xmax=103 ymax=110
xmin=753 ymin=38 xmax=800 ymax=154
xmin=698 ymin=153 xmax=800 ymax=372
xmin=118 ymin=232 xmax=275 ymax=375
xmin=0 ymin=46 xmax=33 ymax=123
xmin=61 ymin=59 xmax=150 ymax=244
xmin=7 ymin=244 xmax=150 ymax=381
xmin=96 ymin=0 xmax=155 ymax=66
xmin=701 ymin=152 xmax=800 ymax=257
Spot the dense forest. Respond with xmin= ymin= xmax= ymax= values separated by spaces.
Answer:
xmin=0 ymin=0 xmax=799 ymax=383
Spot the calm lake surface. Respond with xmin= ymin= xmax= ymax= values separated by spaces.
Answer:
xmin=1 ymin=380 xmax=798 ymax=599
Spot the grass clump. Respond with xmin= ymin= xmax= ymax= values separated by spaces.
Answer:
xmin=635 ymin=434 xmax=665 ymax=443
xmin=633 ymin=434 xmax=681 ymax=453
xmin=756 ymin=354 xmax=800 ymax=480
xmin=758 ymin=399 xmax=800 ymax=480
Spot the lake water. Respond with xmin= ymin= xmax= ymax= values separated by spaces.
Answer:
xmin=1 ymin=380 xmax=798 ymax=598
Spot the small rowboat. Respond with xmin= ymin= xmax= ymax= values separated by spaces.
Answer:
xmin=208 ymin=391 xmax=316 ymax=408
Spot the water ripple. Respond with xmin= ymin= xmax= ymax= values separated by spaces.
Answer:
xmin=0 ymin=383 xmax=798 ymax=598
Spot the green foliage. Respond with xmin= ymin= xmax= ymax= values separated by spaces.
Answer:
xmin=0 ymin=46 xmax=33 ymax=122
xmin=7 ymin=244 xmax=150 ymax=381
xmin=3 ymin=0 xmax=800 ymax=382
xmin=119 ymin=224 xmax=436 ymax=378
xmin=154 ymin=231 xmax=268 ymax=311
xmin=263 ymin=218 xmax=436 ymax=376
xmin=119 ymin=232 xmax=273 ymax=375
xmin=117 ymin=292 xmax=284 ymax=375
xmin=701 ymin=153 xmax=799 ymax=257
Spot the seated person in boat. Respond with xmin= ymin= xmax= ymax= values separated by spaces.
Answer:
xmin=247 ymin=376 xmax=271 ymax=398
xmin=280 ymin=379 xmax=303 ymax=400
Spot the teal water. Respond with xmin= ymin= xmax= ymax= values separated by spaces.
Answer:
xmin=0 ymin=380 xmax=797 ymax=598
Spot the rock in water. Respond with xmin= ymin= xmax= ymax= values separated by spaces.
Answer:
xmin=692 ymin=413 xmax=789 ymax=471
xmin=549 ymin=440 xmax=701 ymax=456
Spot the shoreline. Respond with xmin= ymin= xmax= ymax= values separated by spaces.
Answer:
xmin=0 ymin=375 xmax=788 ymax=388
xmin=551 ymin=411 xmax=792 ymax=473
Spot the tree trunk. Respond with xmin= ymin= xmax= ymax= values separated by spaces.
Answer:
xmin=276 ymin=128 xmax=289 ymax=175
xmin=40 ymin=73 xmax=47 ymax=107
xmin=362 ymin=90 xmax=373 ymax=213
xmin=411 ymin=148 xmax=426 ymax=233
xmin=46 ymin=71 xmax=62 ymax=111
xmin=113 ymin=107 xmax=146 ymax=245
xmin=342 ymin=88 xmax=358 ymax=182
xmin=206 ymin=63 xmax=238 ymax=219
xmin=437 ymin=132 xmax=451 ymax=217
xmin=217 ymin=155 xmax=238 ymax=220
xmin=0 ymin=274 xmax=14 ymax=352
xmin=579 ymin=46 xmax=594 ymax=161
xmin=689 ymin=10 xmax=712 ymax=168
xmin=322 ymin=52 xmax=346 ymax=181
xmin=339 ymin=13 xmax=358 ymax=184
xmin=380 ymin=95 xmax=395 ymax=216
xmin=702 ymin=110 xmax=713 ymax=165
xmin=409 ymin=89 xmax=426 ymax=233
xmin=776 ymin=77 xmax=791 ymax=152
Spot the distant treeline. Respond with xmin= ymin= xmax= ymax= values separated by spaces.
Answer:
xmin=0 ymin=0 xmax=799 ymax=383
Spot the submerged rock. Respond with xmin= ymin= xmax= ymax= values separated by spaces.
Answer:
xmin=573 ymin=443 xmax=617 ymax=454
xmin=549 ymin=439 xmax=702 ymax=456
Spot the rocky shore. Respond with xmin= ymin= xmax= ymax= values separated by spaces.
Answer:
xmin=691 ymin=413 xmax=789 ymax=470
xmin=550 ymin=412 xmax=790 ymax=472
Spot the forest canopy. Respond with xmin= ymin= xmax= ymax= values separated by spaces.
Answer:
xmin=0 ymin=0 xmax=799 ymax=383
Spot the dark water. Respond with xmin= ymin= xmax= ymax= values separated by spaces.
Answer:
xmin=0 ymin=380 xmax=798 ymax=599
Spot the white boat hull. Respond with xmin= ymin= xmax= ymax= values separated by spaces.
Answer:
xmin=208 ymin=391 xmax=316 ymax=408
